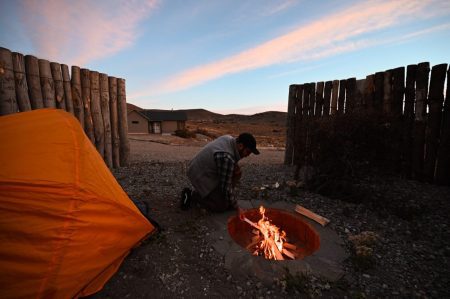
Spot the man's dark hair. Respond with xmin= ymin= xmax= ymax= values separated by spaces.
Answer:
xmin=237 ymin=133 xmax=260 ymax=155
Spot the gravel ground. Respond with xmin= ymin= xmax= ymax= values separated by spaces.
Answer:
xmin=91 ymin=136 xmax=450 ymax=298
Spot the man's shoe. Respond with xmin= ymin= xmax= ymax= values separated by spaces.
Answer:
xmin=180 ymin=188 xmax=192 ymax=210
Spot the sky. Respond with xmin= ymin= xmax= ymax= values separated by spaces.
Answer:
xmin=1 ymin=0 xmax=449 ymax=115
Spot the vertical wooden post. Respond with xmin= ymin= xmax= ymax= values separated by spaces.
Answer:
xmin=50 ymin=62 xmax=66 ymax=110
xmin=100 ymin=73 xmax=113 ymax=168
xmin=364 ymin=75 xmax=374 ymax=112
xmin=81 ymin=68 xmax=95 ymax=143
xmin=435 ymin=65 xmax=450 ymax=185
xmin=315 ymin=82 xmax=324 ymax=117
xmin=403 ymin=64 xmax=418 ymax=177
xmin=0 ymin=47 xmax=17 ymax=115
xmin=109 ymin=76 xmax=120 ymax=168
xmin=323 ymin=81 xmax=332 ymax=116
xmin=423 ymin=63 xmax=448 ymax=182
xmin=117 ymin=78 xmax=130 ymax=166
xmin=25 ymin=55 xmax=44 ymax=109
xmin=285 ymin=84 xmax=297 ymax=165
xmin=391 ymin=67 xmax=405 ymax=117
xmin=71 ymin=66 xmax=84 ymax=128
xmin=12 ymin=52 xmax=31 ymax=112
xmin=308 ymin=83 xmax=316 ymax=117
xmin=412 ymin=62 xmax=430 ymax=180
xmin=330 ymin=80 xmax=339 ymax=115
xmin=338 ymin=79 xmax=346 ymax=114
xmin=383 ymin=70 xmax=392 ymax=115
xmin=346 ymin=78 xmax=356 ymax=113
xmin=373 ymin=72 xmax=384 ymax=113
xmin=38 ymin=59 xmax=56 ymax=108
xmin=294 ymin=84 xmax=304 ymax=167
xmin=355 ymin=79 xmax=365 ymax=111
xmin=90 ymin=71 xmax=105 ymax=157
xmin=61 ymin=64 xmax=74 ymax=115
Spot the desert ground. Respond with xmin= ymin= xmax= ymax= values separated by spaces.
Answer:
xmin=90 ymin=118 xmax=450 ymax=299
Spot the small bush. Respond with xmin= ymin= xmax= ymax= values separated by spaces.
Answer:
xmin=174 ymin=129 xmax=196 ymax=138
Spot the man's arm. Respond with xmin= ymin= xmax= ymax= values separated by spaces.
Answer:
xmin=214 ymin=152 xmax=236 ymax=207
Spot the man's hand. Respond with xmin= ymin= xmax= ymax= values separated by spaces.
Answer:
xmin=238 ymin=207 xmax=245 ymax=221
xmin=232 ymin=164 xmax=242 ymax=186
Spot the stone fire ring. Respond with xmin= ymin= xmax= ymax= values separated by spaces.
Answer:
xmin=207 ymin=200 xmax=348 ymax=285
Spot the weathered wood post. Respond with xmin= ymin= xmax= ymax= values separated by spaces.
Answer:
xmin=38 ymin=59 xmax=56 ymax=108
xmin=412 ymin=62 xmax=430 ymax=180
xmin=373 ymin=72 xmax=384 ymax=113
xmin=293 ymin=84 xmax=304 ymax=168
xmin=61 ymin=64 xmax=74 ymax=115
xmin=50 ymin=62 xmax=66 ymax=110
xmin=323 ymin=81 xmax=332 ymax=116
xmin=109 ymin=76 xmax=120 ymax=168
xmin=391 ymin=67 xmax=405 ymax=117
xmin=117 ymin=78 xmax=130 ymax=166
xmin=403 ymin=64 xmax=418 ymax=178
xmin=100 ymin=73 xmax=113 ymax=168
xmin=355 ymin=79 xmax=365 ymax=111
xmin=25 ymin=55 xmax=44 ymax=109
xmin=285 ymin=85 xmax=297 ymax=165
xmin=364 ymin=75 xmax=374 ymax=112
xmin=435 ymin=65 xmax=450 ymax=185
xmin=308 ymin=83 xmax=316 ymax=117
xmin=12 ymin=52 xmax=31 ymax=112
xmin=337 ymin=79 xmax=346 ymax=114
xmin=423 ymin=63 xmax=448 ymax=182
xmin=0 ymin=47 xmax=17 ymax=115
xmin=382 ymin=70 xmax=392 ymax=115
xmin=345 ymin=78 xmax=356 ymax=113
xmin=81 ymin=68 xmax=95 ymax=143
xmin=89 ymin=71 xmax=105 ymax=157
xmin=315 ymin=82 xmax=324 ymax=117
xmin=71 ymin=66 xmax=84 ymax=127
xmin=330 ymin=80 xmax=339 ymax=115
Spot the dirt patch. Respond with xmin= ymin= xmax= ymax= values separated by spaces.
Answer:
xmin=89 ymin=137 xmax=450 ymax=298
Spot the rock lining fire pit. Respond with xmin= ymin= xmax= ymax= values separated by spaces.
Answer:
xmin=208 ymin=200 xmax=348 ymax=285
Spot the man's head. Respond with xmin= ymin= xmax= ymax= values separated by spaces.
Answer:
xmin=236 ymin=133 xmax=260 ymax=158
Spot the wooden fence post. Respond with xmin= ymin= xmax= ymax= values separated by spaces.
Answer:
xmin=100 ymin=73 xmax=113 ymax=168
xmin=424 ymin=63 xmax=448 ymax=182
xmin=403 ymin=64 xmax=418 ymax=177
xmin=373 ymin=72 xmax=384 ymax=113
xmin=294 ymin=84 xmax=304 ymax=167
xmin=71 ymin=66 xmax=84 ymax=128
xmin=109 ymin=76 xmax=120 ymax=168
xmin=81 ymin=68 xmax=95 ymax=144
xmin=315 ymin=82 xmax=324 ymax=117
xmin=338 ymin=79 xmax=346 ymax=114
xmin=435 ymin=65 xmax=450 ymax=185
xmin=308 ymin=83 xmax=316 ymax=117
xmin=412 ymin=62 xmax=430 ymax=180
xmin=391 ymin=67 xmax=405 ymax=117
xmin=38 ymin=59 xmax=56 ymax=108
xmin=330 ymin=80 xmax=339 ymax=115
xmin=90 ymin=71 xmax=105 ymax=157
xmin=0 ymin=47 xmax=17 ymax=115
xmin=323 ymin=81 xmax=332 ymax=116
xmin=50 ymin=62 xmax=66 ymax=110
xmin=117 ymin=78 xmax=130 ymax=166
xmin=364 ymin=75 xmax=374 ymax=112
xmin=61 ymin=64 xmax=74 ymax=115
xmin=355 ymin=79 xmax=365 ymax=111
xmin=12 ymin=52 xmax=31 ymax=112
xmin=383 ymin=70 xmax=392 ymax=115
xmin=25 ymin=55 xmax=43 ymax=109
xmin=285 ymin=84 xmax=297 ymax=165
xmin=346 ymin=78 xmax=356 ymax=113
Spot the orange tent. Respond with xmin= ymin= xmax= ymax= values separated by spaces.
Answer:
xmin=0 ymin=109 xmax=154 ymax=298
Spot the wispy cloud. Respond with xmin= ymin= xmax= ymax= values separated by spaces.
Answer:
xmin=134 ymin=0 xmax=448 ymax=98
xmin=20 ymin=0 xmax=158 ymax=66
xmin=261 ymin=0 xmax=300 ymax=16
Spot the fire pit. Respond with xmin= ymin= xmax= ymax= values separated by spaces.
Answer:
xmin=228 ymin=207 xmax=320 ymax=260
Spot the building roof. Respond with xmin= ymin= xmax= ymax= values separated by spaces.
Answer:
xmin=131 ymin=109 xmax=187 ymax=121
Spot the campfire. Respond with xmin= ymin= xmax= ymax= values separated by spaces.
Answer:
xmin=242 ymin=206 xmax=297 ymax=260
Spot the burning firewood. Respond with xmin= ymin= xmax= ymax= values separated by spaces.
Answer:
xmin=283 ymin=242 xmax=297 ymax=250
xmin=282 ymin=248 xmax=296 ymax=259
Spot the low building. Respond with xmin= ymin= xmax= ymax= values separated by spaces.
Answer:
xmin=127 ymin=109 xmax=187 ymax=134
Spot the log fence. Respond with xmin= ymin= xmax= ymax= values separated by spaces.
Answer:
xmin=285 ymin=62 xmax=450 ymax=185
xmin=0 ymin=47 xmax=129 ymax=167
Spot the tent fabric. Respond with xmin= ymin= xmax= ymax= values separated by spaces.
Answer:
xmin=0 ymin=109 xmax=154 ymax=299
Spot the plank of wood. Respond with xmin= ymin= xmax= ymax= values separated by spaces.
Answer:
xmin=295 ymin=205 xmax=330 ymax=226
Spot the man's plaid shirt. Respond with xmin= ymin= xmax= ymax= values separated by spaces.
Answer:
xmin=214 ymin=152 xmax=236 ymax=206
